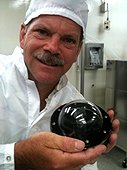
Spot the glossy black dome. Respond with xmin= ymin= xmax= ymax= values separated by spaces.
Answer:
xmin=50 ymin=100 xmax=112 ymax=148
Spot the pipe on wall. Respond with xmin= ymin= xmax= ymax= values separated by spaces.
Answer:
xmin=80 ymin=44 xmax=85 ymax=96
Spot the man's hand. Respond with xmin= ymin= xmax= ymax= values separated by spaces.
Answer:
xmin=14 ymin=132 xmax=106 ymax=170
xmin=105 ymin=109 xmax=120 ymax=153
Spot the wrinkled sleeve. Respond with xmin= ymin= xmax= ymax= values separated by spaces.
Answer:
xmin=0 ymin=143 xmax=15 ymax=170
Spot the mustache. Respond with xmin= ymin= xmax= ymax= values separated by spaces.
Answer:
xmin=33 ymin=51 xmax=64 ymax=66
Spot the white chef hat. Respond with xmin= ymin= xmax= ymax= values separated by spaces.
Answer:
xmin=24 ymin=0 xmax=88 ymax=35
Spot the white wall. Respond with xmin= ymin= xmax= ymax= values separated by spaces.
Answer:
xmin=0 ymin=0 xmax=28 ymax=54
xmin=0 ymin=0 xmax=127 ymax=108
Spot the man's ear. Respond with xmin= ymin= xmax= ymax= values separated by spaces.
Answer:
xmin=74 ymin=42 xmax=83 ymax=62
xmin=20 ymin=24 xmax=27 ymax=48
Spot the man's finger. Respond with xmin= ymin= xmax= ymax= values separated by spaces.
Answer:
xmin=37 ymin=132 xmax=85 ymax=153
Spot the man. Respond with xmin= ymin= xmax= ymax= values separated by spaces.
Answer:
xmin=0 ymin=0 xmax=119 ymax=169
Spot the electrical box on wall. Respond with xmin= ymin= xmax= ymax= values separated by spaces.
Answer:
xmin=84 ymin=43 xmax=104 ymax=70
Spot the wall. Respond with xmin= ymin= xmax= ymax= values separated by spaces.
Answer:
xmin=0 ymin=0 xmax=27 ymax=54
xmin=0 ymin=0 xmax=127 ymax=109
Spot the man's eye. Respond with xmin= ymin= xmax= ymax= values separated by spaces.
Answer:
xmin=63 ymin=37 xmax=76 ymax=45
xmin=36 ymin=29 xmax=50 ymax=37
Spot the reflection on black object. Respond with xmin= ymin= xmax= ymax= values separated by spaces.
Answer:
xmin=50 ymin=100 xmax=112 ymax=148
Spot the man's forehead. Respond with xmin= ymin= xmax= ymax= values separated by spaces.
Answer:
xmin=29 ymin=15 xmax=82 ymax=31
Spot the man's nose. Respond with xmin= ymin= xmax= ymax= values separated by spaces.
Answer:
xmin=43 ymin=34 xmax=60 ymax=54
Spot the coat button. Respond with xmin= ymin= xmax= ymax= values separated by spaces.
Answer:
xmin=6 ymin=156 xmax=11 ymax=162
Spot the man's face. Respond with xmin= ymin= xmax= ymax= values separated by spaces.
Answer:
xmin=20 ymin=15 xmax=82 ymax=86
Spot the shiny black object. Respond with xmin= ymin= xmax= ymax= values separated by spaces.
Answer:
xmin=50 ymin=100 xmax=112 ymax=148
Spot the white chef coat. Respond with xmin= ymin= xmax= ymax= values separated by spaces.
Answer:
xmin=0 ymin=47 xmax=98 ymax=170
